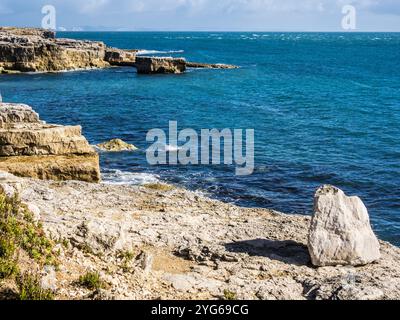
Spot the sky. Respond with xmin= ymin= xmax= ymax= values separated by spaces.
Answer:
xmin=0 ymin=0 xmax=399 ymax=31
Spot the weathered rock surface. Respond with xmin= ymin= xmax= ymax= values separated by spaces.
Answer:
xmin=1 ymin=173 xmax=398 ymax=300
xmin=0 ymin=27 xmax=237 ymax=74
xmin=0 ymin=103 xmax=100 ymax=182
xmin=0 ymin=27 xmax=137 ymax=73
xmin=96 ymin=139 xmax=138 ymax=152
xmin=104 ymin=48 xmax=136 ymax=66
xmin=186 ymin=62 xmax=239 ymax=69
xmin=0 ymin=28 xmax=109 ymax=72
xmin=308 ymin=185 xmax=381 ymax=267
xmin=0 ymin=103 xmax=40 ymax=125
xmin=135 ymin=57 xmax=187 ymax=74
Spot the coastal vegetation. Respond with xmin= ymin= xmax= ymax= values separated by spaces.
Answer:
xmin=78 ymin=271 xmax=104 ymax=291
xmin=0 ymin=191 xmax=57 ymax=300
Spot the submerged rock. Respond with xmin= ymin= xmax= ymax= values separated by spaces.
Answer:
xmin=135 ymin=57 xmax=186 ymax=74
xmin=308 ymin=185 xmax=381 ymax=267
xmin=97 ymin=139 xmax=138 ymax=152
xmin=0 ymin=103 xmax=100 ymax=183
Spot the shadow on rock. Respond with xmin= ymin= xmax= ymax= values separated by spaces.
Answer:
xmin=225 ymin=238 xmax=311 ymax=266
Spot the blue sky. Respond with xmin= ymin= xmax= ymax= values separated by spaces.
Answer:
xmin=0 ymin=0 xmax=399 ymax=31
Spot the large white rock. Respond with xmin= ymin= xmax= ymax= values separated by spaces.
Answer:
xmin=308 ymin=185 xmax=381 ymax=267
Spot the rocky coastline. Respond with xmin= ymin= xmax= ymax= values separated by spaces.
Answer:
xmin=0 ymin=102 xmax=398 ymax=300
xmin=0 ymin=27 xmax=238 ymax=74
xmin=0 ymin=29 xmax=399 ymax=300
xmin=0 ymin=171 xmax=399 ymax=300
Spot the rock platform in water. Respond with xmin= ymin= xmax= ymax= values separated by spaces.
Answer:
xmin=135 ymin=56 xmax=187 ymax=74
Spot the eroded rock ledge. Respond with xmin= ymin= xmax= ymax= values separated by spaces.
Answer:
xmin=0 ymin=27 xmax=238 ymax=74
xmin=0 ymin=27 xmax=135 ymax=73
xmin=0 ymin=103 xmax=100 ymax=182
xmin=0 ymin=173 xmax=398 ymax=300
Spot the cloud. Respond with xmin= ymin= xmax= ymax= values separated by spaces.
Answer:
xmin=79 ymin=0 xmax=109 ymax=14
xmin=0 ymin=0 xmax=399 ymax=30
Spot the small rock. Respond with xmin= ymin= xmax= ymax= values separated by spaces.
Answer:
xmin=41 ymin=266 xmax=57 ymax=291
xmin=136 ymin=251 xmax=154 ymax=274
xmin=25 ymin=202 xmax=41 ymax=224
xmin=96 ymin=139 xmax=138 ymax=152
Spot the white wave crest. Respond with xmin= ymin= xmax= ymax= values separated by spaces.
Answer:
xmin=102 ymin=169 xmax=160 ymax=186
xmin=137 ymin=49 xmax=184 ymax=55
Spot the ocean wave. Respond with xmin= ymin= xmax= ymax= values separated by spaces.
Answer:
xmin=136 ymin=49 xmax=184 ymax=55
xmin=102 ymin=169 xmax=160 ymax=186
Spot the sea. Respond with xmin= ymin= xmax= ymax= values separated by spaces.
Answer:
xmin=0 ymin=32 xmax=399 ymax=246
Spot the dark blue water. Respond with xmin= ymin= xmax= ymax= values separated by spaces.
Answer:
xmin=1 ymin=32 xmax=399 ymax=246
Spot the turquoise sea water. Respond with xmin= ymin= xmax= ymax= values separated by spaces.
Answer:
xmin=0 ymin=32 xmax=399 ymax=245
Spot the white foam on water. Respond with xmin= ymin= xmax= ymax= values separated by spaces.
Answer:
xmin=137 ymin=49 xmax=184 ymax=55
xmin=102 ymin=169 xmax=160 ymax=186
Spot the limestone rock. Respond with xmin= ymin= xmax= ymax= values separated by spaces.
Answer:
xmin=308 ymin=185 xmax=381 ymax=267
xmin=136 ymin=251 xmax=154 ymax=274
xmin=0 ymin=174 xmax=397 ymax=300
xmin=0 ymin=27 xmax=55 ymax=39
xmin=0 ymin=103 xmax=100 ymax=183
xmin=97 ymin=139 xmax=138 ymax=152
xmin=0 ymin=154 xmax=100 ymax=183
xmin=105 ymin=48 xmax=136 ymax=66
xmin=0 ymin=27 xmax=109 ymax=72
xmin=0 ymin=103 xmax=41 ymax=126
xmin=186 ymin=62 xmax=239 ymax=69
xmin=135 ymin=57 xmax=186 ymax=74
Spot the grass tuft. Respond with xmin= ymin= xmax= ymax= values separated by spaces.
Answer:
xmin=78 ymin=271 xmax=104 ymax=290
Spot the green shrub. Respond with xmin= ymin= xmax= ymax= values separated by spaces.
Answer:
xmin=0 ymin=191 xmax=58 ymax=300
xmin=0 ymin=193 xmax=57 ymax=266
xmin=78 ymin=271 xmax=104 ymax=290
xmin=0 ymin=258 xmax=19 ymax=280
xmin=16 ymin=272 xmax=54 ymax=300
xmin=223 ymin=289 xmax=237 ymax=300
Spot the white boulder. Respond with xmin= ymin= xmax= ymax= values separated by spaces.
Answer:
xmin=308 ymin=185 xmax=381 ymax=267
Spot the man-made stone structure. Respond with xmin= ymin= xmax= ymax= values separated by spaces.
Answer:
xmin=135 ymin=57 xmax=187 ymax=74
xmin=0 ymin=27 xmax=135 ymax=73
xmin=97 ymin=139 xmax=138 ymax=152
xmin=308 ymin=185 xmax=381 ymax=267
xmin=0 ymin=103 xmax=100 ymax=182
